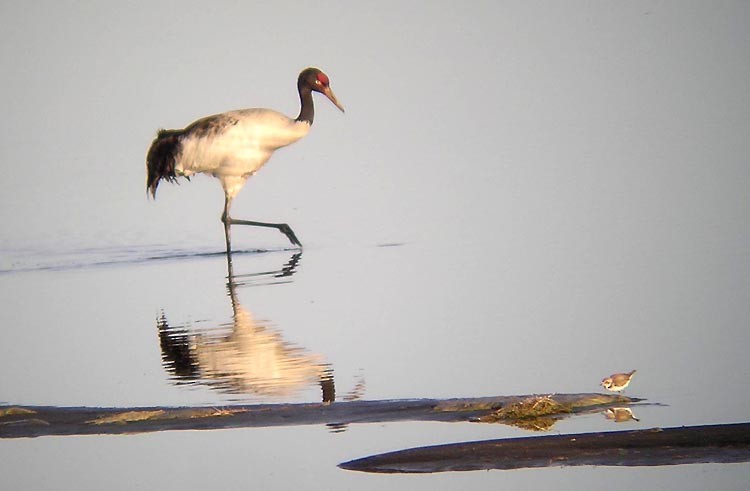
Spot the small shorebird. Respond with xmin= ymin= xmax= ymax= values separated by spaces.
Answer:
xmin=601 ymin=369 xmax=637 ymax=393
xmin=146 ymin=67 xmax=344 ymax=252
xmin=604 ymin=407 xmax=640 ymax=423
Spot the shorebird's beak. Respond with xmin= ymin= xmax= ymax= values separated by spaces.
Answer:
xmin=323 ymin=86 xmax=345 ymax=113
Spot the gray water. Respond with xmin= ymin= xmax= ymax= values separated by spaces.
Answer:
xmin=1 ymin=240 xmax=749 ymax=489
xmin=2 ymin=1 xmax=750 ymax=489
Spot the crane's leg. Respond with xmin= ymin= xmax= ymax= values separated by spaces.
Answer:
xmin=221 ymin=195 xmax=302 ymax=248
xmin=222 ymin=196 xmax=234 ymax=256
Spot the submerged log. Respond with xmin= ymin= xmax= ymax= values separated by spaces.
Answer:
xmin=339 ymin=422 xmax=750 ymax=473
xmin=0 ymin=392 xmax=630 ymax=439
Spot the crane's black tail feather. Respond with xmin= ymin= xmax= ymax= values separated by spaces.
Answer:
xmin=146 ymin=129 xmax=184 ymax=198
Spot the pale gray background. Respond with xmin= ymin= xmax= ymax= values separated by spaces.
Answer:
xmin=2 ymin=1 xmax=747 ymax=255
xmin=1 ymin=1 xmax=749 ymax=490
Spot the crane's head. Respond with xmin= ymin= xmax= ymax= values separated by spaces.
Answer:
xmin=299 ymin=67 xmax=345 ymax=113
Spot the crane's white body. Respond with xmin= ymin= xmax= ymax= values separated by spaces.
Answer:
xmin=176 ymin=109 xmax=311 ymax=200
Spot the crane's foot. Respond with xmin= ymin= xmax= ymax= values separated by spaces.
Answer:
xmin=277 ymin=223 xmax=302 ymax=247
xmin=225 ymin=217 xmax=302 ymax=248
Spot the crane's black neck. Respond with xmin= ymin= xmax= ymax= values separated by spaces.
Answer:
xmin=296 ymin=84 xmax=315 ymax=124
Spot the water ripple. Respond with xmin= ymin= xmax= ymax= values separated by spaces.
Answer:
xmin=0 ymin=244 xmax=294 ymax=275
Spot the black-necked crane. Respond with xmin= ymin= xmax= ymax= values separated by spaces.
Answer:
xmin=146 ymin=67 xmax=344 ymax=252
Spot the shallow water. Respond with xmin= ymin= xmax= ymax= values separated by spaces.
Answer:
xmin=1 ymin=241 xmax=748 ymax=489
xmin=3 ymin=0 xmax=750 ymax=487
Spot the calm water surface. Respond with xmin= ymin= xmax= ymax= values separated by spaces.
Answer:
xmin=2 ymin=2 xmax=749 ymax=488
xmin=0 ymin=240 xmax=748 ymax=489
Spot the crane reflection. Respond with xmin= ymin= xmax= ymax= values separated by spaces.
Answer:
xmin=157 ymin=252 xmax=335 ymax=403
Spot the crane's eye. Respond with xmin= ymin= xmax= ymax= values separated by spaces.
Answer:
xmin=316 ymin=72 xmax=330 ymax=86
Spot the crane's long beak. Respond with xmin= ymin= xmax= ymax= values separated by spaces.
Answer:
xmin=323 ymin=87 xmax=345 ymax=113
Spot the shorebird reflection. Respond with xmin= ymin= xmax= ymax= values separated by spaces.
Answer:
xmin=158 ymin=252 xmax=335 ymax=403
xmin=603 ymin=407 xmax=640 ymax=423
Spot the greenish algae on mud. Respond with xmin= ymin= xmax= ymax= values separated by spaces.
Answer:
xmin=87 ymin=407 xmax=246 ymax=425
xmin=437 ymin=393 xmax=634 ymax=431
xmin=478 ymin=395 xmax=572 ymax=420
xmin=0 ymin=393 xmax=637 ymax=439
xmin=0 ymin=407 xmax=36 ymax=417
xmin=473 ymin=395 xmax=573 ymax=431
